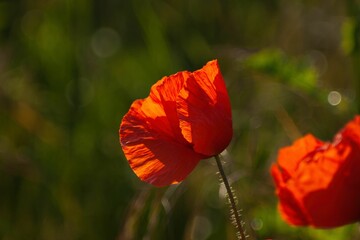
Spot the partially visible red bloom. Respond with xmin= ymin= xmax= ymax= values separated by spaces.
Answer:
xmin=271 ymin=116 xmax=360 ymax=228
xmin=120 ymin=60 xmax=232 ymax=187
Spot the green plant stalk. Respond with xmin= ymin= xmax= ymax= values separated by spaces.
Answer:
xmin=214 ymin=154 xmax=247 ymax=240
xmin=346 ymin=0 xmax=360 ymax=113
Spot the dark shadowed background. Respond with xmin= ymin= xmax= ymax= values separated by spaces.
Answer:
xmin=1 ymin=0 xmax=360 ymax=239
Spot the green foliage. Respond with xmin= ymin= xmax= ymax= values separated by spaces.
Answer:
xmin=244 ymin=49 xmax=318 ymax=94
xmin=341 ymin=17 xmax=356 ymax=55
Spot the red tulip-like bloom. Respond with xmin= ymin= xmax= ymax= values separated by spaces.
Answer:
xmin=271 ymin=116 xmax=360 ymax=228
xmin=120 ymin=60 xmax=232 ymax=187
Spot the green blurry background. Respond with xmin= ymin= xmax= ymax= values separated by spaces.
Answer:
xmin=1 ymin=0 xmax=360 ymax=239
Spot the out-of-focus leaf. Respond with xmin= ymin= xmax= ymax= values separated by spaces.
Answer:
xmin=244 ymin=49 xmax=318 ymax=94
xmin=341 ymin=17 xmax=356 ymax=55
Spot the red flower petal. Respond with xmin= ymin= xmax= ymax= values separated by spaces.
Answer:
xmin=271 ymin=164 xmax=309 ymax=225
xmin=120 ymin=100 xmax=203 ymax=187
xmin=276 ymin=134 xmax=323 ymax=183
xmin=177 ymin=60 xmax=233 ymax=156
xmin=340 ymin=115 xmax=360 ymax=146
xmin=271 ymin=115 xmax=360 ymax=228
xmin=120 ymin=60 xmax=232 ymax=186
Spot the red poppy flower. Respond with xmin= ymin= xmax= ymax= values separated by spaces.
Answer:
xmin=120 ymin=60 xmax=232 ymax=187
xmin=271 ymin=115 xmax=360 ymax=228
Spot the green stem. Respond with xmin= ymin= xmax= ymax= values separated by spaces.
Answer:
xmin=214 ymin=154 xmax=247 ymax=240
xmin=346 ymin=0 xmax=360 ymax=113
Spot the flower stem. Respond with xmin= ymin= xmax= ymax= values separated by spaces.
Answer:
xmin=214 ymin=154 xmax=247 ymax=240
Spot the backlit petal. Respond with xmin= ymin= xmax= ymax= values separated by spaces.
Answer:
xmin=120 ymin=100 xmax=203 ymax=187
xmin=177 ymin=60 xmax=232 ymax=156
xmin=276 ymin=134 xmax=323 ymax=181
xmin=271 ymin=163 xmax=310 ymax=226
xmin=151 ymin=71 xmax=191 ymax=144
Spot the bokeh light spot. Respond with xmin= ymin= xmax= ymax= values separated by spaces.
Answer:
xmin=191 ymin=215 xmax=212 ymax=240
xmin=327 ymin=91 xmax=342 ymax=106
xmin=251 ymin=218 xmax=263 ymax=231
xmin=91 ymin=27 xmax=121 ymax=58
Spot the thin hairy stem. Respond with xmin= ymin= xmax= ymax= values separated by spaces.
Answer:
xmin=215 ymin=154 xmax=247 ymax=240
